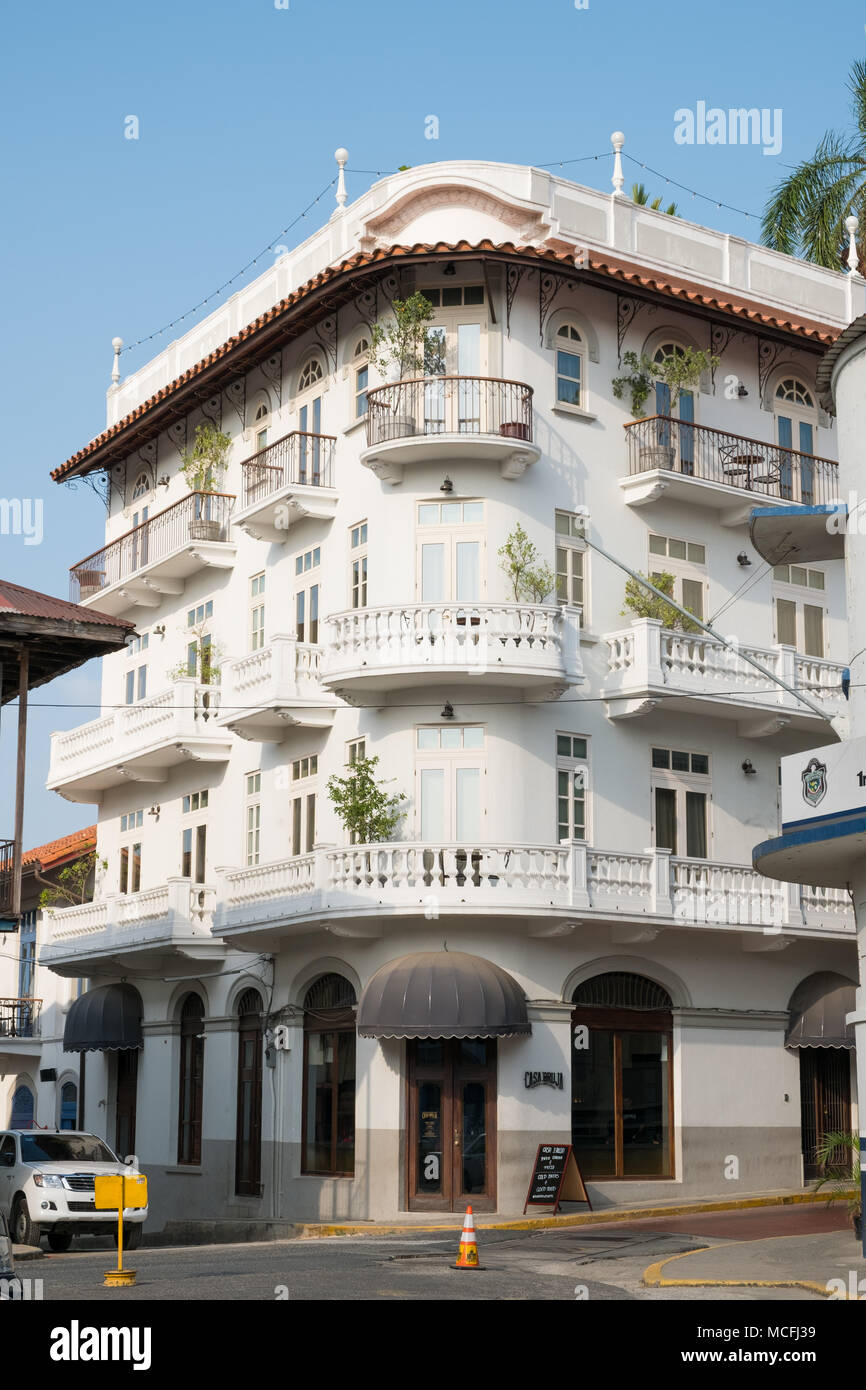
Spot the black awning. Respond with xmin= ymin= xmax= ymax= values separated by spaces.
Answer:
xmin=786 ymin=972 xmax=856 ymax=1050
xmin=63 ymin=984 xmax=143 ymax=1053
xmin=357 ymin=950 xmax=531 ymax=1039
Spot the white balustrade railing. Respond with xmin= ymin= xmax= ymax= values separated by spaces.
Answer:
xmin=603 ymin=618 xmax=845 ymax=715
xmin=222 ymin=636 xmax=323 ymax=705
xmin=213 ymin=841 xmax=853 ymax=935
xmin=48 ymin=680 xmax=221 ymax=782
xmin=322 ymin=603 xmax=582 ymax=683
xmin=45 ymin=880 xmax=218 ymax=953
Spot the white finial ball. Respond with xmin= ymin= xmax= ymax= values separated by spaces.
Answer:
xmin=611 ymin=131 xmax=625 ymax=149
xmin=335 ymin=148 xmax=349 ymax=165
xmin=112 ymin=336 xmax=123 ymax=351
xmin=845 ymin=214 xmax=859 ymax=233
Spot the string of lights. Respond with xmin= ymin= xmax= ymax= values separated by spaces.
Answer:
xmin=120 ymin=148 xmax=765 ymax=359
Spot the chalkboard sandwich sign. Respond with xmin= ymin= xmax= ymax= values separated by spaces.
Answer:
xmin=523 ymin=1143 xmax=591 ymax=1215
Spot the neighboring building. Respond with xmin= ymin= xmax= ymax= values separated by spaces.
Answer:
xmin=41 ymin=156 xmax=860 ymax=1234
xmin=0 ymin=827 xmax=95 ymax=1132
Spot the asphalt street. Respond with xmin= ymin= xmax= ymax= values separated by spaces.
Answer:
xmin=22 ymin=1220 xmax=830 ymax=1301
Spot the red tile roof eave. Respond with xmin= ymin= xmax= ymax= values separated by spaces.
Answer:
xmin=22 ymin=826 xmax=96 ymax=870
xmin=53 ymin=240 xmax=842 ymax=482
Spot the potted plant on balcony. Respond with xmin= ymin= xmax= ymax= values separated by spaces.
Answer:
xmin=369 ymin=292 xmax=435 ymax=439
xmin=76 ymin=568 xmax=105 ymax=600
xmin=327 ymin=755 xmax=406 ymax=884
xmin=180 ymin=422 xmax=232 ymax=540
xmin=498 ymin=524 xmax=555 ymax=602
xmin=621 ymin=570 xmax=702 ymax=633
xmin=612 ymin=347 xmax=718 ymax=470
xmin=36 ymin=851 xmax=107 ymax=915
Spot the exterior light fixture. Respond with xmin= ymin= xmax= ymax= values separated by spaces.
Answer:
xmin=736 ymin=552 xmax=752 ymax=567
xmin=440 ymin=476 xmax=454 ymax=494
xmin=443 ymin=262 xmax=457 ymax=276
xmin=441 ymin=702 xmax=454 ymax=719
xmin=148 ymin=804 xmax=161 ymax=819
xmin=741 ymin=760 xmax=756 ymax=775
xmin=737 ymin=384 xmax=748 ymax=398
xmin=158 ymin=475 xmax=171 ymax=487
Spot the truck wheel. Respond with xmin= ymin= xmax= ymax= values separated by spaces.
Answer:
xmin=46 ymin=1232 xmax=73 ymax=1252
xmin=11 ymin=1198 xmax=39 ymax=1248
xmin=115 ymin=1223 xmax=143 ymax=1251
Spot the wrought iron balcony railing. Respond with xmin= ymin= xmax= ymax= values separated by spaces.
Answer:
xmin=69 ymin=491 xmax=236 ymax=602
xmin=241 ymin=431 xmax=336 ymax=508
xmin=366 ymin=376 xmax=534 ymax=447
xmin=624 ymin=416 xmax=839 ymax=506
xmin=0 ymin=997 xmax=41 ymax=1038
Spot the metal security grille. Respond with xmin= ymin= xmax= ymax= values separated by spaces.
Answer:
xmin=799 ymin=1049 xmax=852 ymax=1180
xmin=304 ymin=973 xmax=357 ymax=1011
xmin=572 ymin=972 xmax=672 ymax=1011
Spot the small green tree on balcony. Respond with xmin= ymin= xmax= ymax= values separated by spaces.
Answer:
xmin=369 ymin=292 xmax=436 ymax=381
xmin=622 ymin=571 xmax=702 ymax=633
xmin=179 ymin=422 xmax=232 ymax=493
xmin=612 ymin=346 xmax=718 ymax=418
xmin=498 ymin=524 xmax=555 ymax=602
xmin=327 ymin=755 xmax=406 ymax=844
xmin=38 ymin=852 xmax=107 ymax=912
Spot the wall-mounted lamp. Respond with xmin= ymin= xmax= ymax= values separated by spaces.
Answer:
xmin=441 ymin=701 xmax=454 ymax=720
xmin=148 ymin=804 xmax=161 ymax=820
xmin=736 ymin=552 xmax=752 ymax=567
xmin=741 ymin=760 xmax=757 ymax=776
xmin=443 ymin=262 xmax=457 ymax=276
xmin=440 ymin=475 xmax=454 ymax=494
xmin=158 ymin=475 xmax=171 ymax=487
xmin=737 ymin=383 xmax=749 ymax=399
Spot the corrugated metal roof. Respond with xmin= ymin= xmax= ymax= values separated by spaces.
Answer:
xmin=0 ymin=578 xmax=132 ymax=631
xmin=52 ymin=240 xmax=842 ymax=483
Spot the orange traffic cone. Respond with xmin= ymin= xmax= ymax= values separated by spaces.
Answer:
xmin=454 ymin=1205 xmax=480 ymax=1269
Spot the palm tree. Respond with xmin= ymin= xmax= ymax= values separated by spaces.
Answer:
xmin=761 ymin=59 xmax=866 ymax=271
xmin=632 ymin=182 xmax=678 ymax=217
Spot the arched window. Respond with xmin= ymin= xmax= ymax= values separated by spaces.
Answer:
xmin=353 ymin=338 xmax=370 ymax=419
xmin=59 ymin=1081 xmax=78 ymax=1130
xmin=178 ymin=994 xmax=205 ymax=1165
xmin=10 ymin=1083 xmax=34 ymax=1129
xmin=302 ymin=974 xmax=356 ymax=1176
xmin=571 ymin=972 xmax=673 ymax=1179
xmin=298 ymin=357 xmax=324 ymax=393
xmin=252 ymin=401 xmax=270 ymax=454
xmin=131 ymin=472 xmax=150 ymax=502
xmin=774 ymin=378 xmax=818 ymax=504
xmin=235 ymin=988 xmax=263 ymax=1195
xmin=555 ymin=323 xmax=584 ymax=408
xmin=652 ymin=342 xmax=695 ymax=474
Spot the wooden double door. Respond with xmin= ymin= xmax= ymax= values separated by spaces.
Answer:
xmin=407 ymin=1039 xmax=497 ymax=1211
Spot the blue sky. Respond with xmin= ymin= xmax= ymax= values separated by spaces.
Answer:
xmin=1 ymin=0 xmax=861 ymax=846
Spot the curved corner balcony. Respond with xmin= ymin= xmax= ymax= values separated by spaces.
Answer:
xmin=361 ymin=377 xmax=540 ymax=482
xmin=233 ymin=431 xmax=337 ymax=541
xmin=216 ymin=635 xmax=336 ymax=740
xmin=69 ymin=492 xmax=236 ymax=618
xmin=602 ymin=618 xmax=846 ymax=736
xmin=321 ymin=602 xmax=583 ymax=702
xmin=47 ymin=679 xmax=232 ymax=802
xmin=620 ymin=417 xmax=839 ymax=526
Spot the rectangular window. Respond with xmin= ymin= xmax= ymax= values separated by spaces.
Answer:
xmin=648 ymin=532 xmax=707 ymax=623
xmin=124 ymin=666 xmax=147 ymax=704
xmin=556 ymin=734 xmax=589 ymax=841
xmin=127 ymin=633 xmax=149 ymax=657
xmin=416 ymin=501 xmax=484 ymax=602
xmin=249 ymin=573 xmax=265 ymax=651
xmin=347 ymin=738 xmax=366 ymax=765
xmin=291 ymin=757 xmax=317 ymax=854
xmin=419 ymin=285 xmax=484 ymax=308
xmin=773 ymin=564 xmax=827 ymax=657
xmin=120 ymin=810 xmax=143 ymax=832
xmin=415 ymin=726 xmax=485 ymax=841
xmin=119 ymin=843 xmax=142 ymax=895
xmin=350 ymin=522 xmax=368 ymax=609
xmin=182 ymin=790 xmax=209 ymax=814
xmin=187 ymin=601 xmax=213 ymax=628
xmin=245 ymin=772 xmax=261 ymax=866
xmin=181 ymin=825 xmax=207 ymax=883
xmin=555 ymin=510 xmax=587 ymax=611
xmin=355 ymin=363 xmax=368 ymax=419
xmin=651 ymin=747 xmax=710 ymax=859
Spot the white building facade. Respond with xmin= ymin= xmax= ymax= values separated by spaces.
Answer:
xmin=39 ymin=157 xmax=860 ymax=1235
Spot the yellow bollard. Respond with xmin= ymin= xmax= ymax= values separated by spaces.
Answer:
xmin=95 ymin=1173 xmax=147 ymax=1287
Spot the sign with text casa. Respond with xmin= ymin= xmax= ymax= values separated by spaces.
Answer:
xmin=523 ymin=1143 xmax=591 ymax=1215
xmin=780 ymin=737 xmax=866 ymax=831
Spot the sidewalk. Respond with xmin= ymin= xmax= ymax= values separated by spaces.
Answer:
xmin=644 ymin=1229 xmax=865 ymax=1298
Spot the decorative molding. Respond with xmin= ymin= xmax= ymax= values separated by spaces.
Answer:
xmin=757 ymin=339 xmax=785 ymax=404
xmin=505 ymin=264 xmax=526 ymax=338
xmin=314 ymin=313 xmax=338 ymax=372
xmin=199 ymin=394 xmax=222 ymax=431
xmin=616 ymin=295 xmax=647 ymax=364
xmin=359 ymin=183 xmax=553 ymax=252
xmin=167 ymin=418 xmax=188 ymax=455
xmin=259 ymin=352 xmax=283 ymax=408
xmin=225 ymin=379 xmax=246 ymax=429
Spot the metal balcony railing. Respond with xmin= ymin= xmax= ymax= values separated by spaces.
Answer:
xmin=69 ymin=491 xmax=235 ymax=602
xmin=241 ymin=431 xmax=336 ymax=508
xmin=0 ymin=839 xmax=14 ymax=915
xmin=0 ymin=997 xmax=41 ymax=1038
xmin=624 ymin=416 xmax=839 ymax=506
xmin=366 ymin=376 xmax=534 ymax=447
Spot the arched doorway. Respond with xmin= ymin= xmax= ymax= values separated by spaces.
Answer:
xmin=571 ymin=972 xmax=673 ymax=1178
xmin=786 ymin=972 xmax=854 ymax=1181
xmin=10 ymin=1083 xmax=34 ymax=1129
xmin=302 ymin=974 xmax=356 ymax=1177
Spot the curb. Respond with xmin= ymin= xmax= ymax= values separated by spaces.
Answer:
xmin=11 ymin=1245 xmax=44 ymax=1262
xmin=642 ymin=1237 xmax=850 ymax=1299
xmin=296 ymin=1190 xmax=847 ymax=1240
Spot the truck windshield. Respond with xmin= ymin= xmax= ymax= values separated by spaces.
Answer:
xmin=20 ymin=1134 xmax=118 ymax=1164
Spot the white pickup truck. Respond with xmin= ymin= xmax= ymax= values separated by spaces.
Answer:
xmin=0 ymin=1130 xmax=147 ymax=1251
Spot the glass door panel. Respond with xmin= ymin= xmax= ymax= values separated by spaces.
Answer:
xmin=455 ymin=766 xmax=481 ymax=840
xmin=654 ymin=787 xmax=677 ymax=853
xmin=417 ymin=1081 xmax=445 ymax=1195
xmin=457 ymin=324 xmax=481 ymax=430
xmin=457 ymin=1080 xmax=487 ymax=1196
xmin=621 ymin=1032 xmax=669 ymax=1176
xmin=685 ymin=791 xmax=707 ymax=858
xmin=420 ymin=768 xmax=445 ymax=840
xmin=571 ymin=1028 xmax=615 ymax=1176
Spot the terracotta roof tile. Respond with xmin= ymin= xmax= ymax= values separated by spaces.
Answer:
xmin=22 ymin=825 xmax=96 ymax=869
xmin=52 ymin=240 xmax=842 ymax=483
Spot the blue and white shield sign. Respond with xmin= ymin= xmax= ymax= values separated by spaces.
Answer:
xmin=801 ymin=757 xmax=828 ymax=808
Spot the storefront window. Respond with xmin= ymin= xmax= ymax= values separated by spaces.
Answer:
xmin=302 ymin=974 xmax=356 ymax=1176
xmin=178 ymin=993 xmax=205 ymax=1164
xmin=571 ymin=973 xmax=673 ymax=1179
